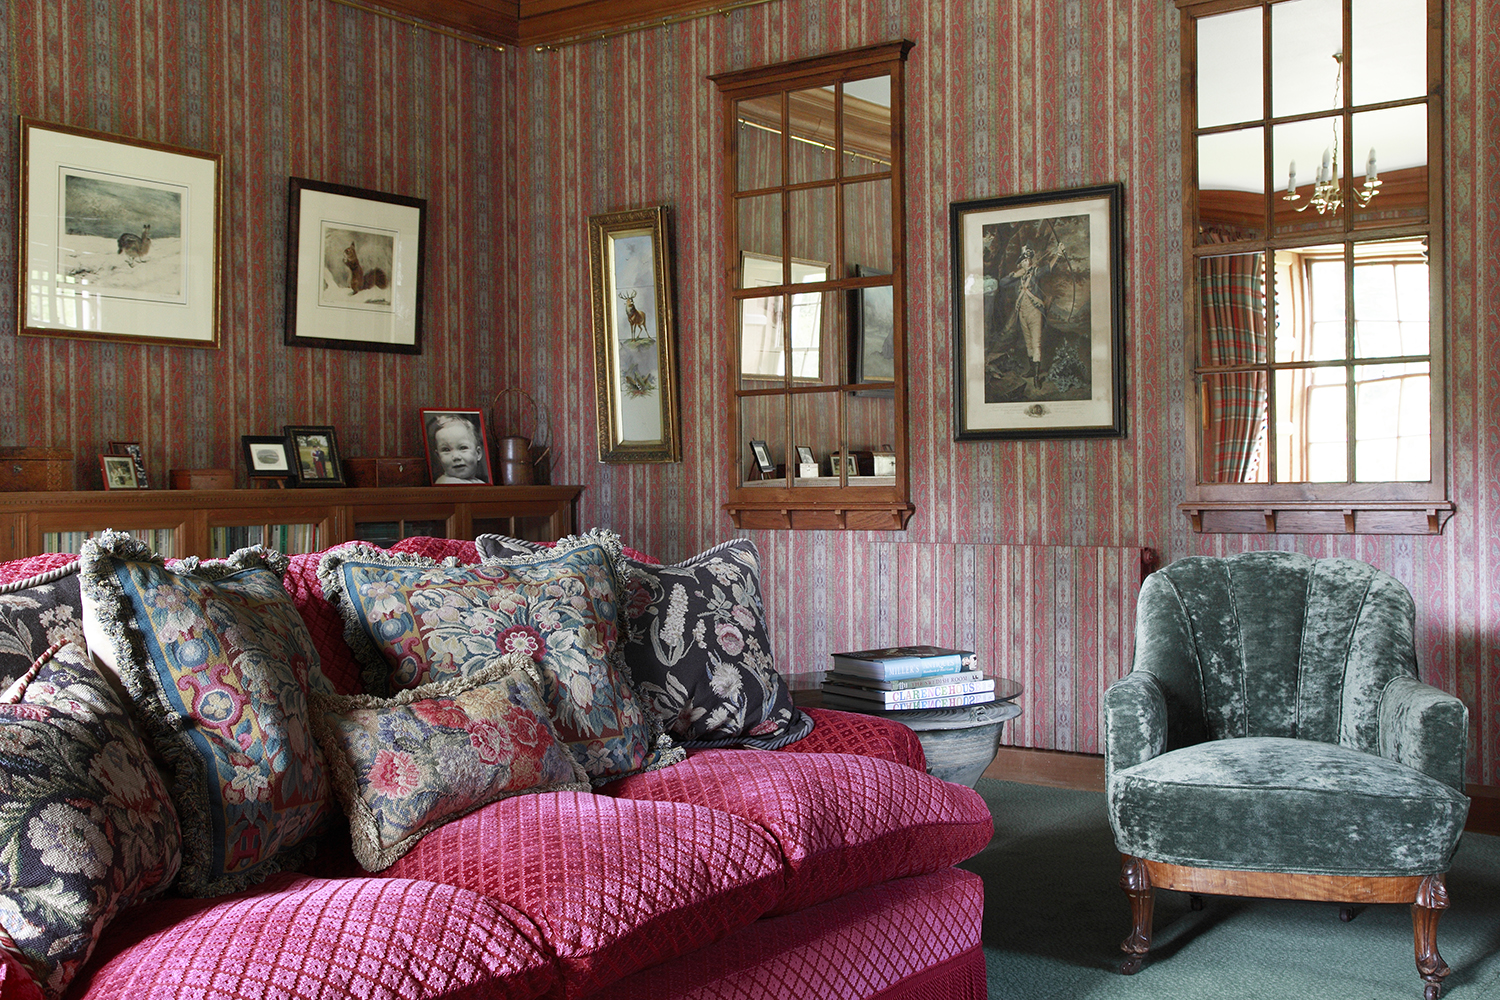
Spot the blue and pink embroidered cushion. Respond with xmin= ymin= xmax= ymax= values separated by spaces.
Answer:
xmin=78 ymin=533 xmax=331 ymax=897
xmin=475 ymin=534 xmax=811 ymax=750
xmin=0 ymin=640 xmax=181 ymax=998
xmin=318 ymin=532 xmax=683 ymax=783
xmin=311 ymin=652 xmax=589 ymax=870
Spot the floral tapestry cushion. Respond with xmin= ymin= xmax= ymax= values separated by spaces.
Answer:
xmin=78 ymin=533 xmax=331 ymax=897
xmin=0 ymin=640 xmax=181 ymax=998
xmin=476 ymin=535 xmax=811 ymax=750
xmin=318 ymin=531 xmax=683 ymax=783
xmin=0 ymin=563 xmax=84 ymax=693
xmin=311 ymin=652 xmax=590 ymax=870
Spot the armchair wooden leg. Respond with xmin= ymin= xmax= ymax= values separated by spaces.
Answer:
xmin=1119 ymin=855 xmax=1154 ymax=974
xmin=1412 ymin=874 xmax=1451 ymax=1000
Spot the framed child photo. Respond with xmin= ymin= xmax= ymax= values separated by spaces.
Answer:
xmin=420 ymin=409 xmax=492 ymax=485
xmin=284 ymin=426 xmax=344 ymax=487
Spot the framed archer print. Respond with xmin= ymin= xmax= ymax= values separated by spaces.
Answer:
xmin=950 ymin=183 xmax=1125 ymax=440
xmin=18 ymin=118 xmax=222 ymax=348
xmin=285 ymin=177 xmax=426 ymax=354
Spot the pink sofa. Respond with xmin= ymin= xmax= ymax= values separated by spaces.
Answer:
xmin=0 ymin=542 xmax=993 ymax=1000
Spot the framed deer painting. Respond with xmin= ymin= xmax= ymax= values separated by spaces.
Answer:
xmin=284 ymin=177 xmax=426 ymax=354
xmin=586 ymin=205 xmax=681 ymax=463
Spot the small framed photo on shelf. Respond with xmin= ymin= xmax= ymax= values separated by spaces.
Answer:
xmin=420 ymin=409 xmax=492 ymax=485
xmin=108 ymin=442 xmax=149 ymax=488
xmin=749 ymin=438 xmax=775 ymax=477
xmin=100 ymin=454 xmax=142 ymax=490
xmin=795 ymin=444 xmax=819 ymax=479
xmin=843 ymin=453 xmax=860 ymax=477
xmin=284 ymin=426 xmax=344 ymax=487
xmin=241 ymin=435 xmax=294 ymax=486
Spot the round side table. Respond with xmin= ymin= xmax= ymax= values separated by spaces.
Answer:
xmin=879 ymin=679 xmax=1024 ymax=787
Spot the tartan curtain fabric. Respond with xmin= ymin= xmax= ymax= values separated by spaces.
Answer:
xmin=1198 ymin=249 xmax=1269 ymax=483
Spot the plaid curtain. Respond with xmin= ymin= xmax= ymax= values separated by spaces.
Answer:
xmin=1198 ymin=252 xmax=1268 ymax=482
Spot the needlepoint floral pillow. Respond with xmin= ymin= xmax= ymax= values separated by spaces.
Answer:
xmin=476 ymin=535 xmax=811 ymax=750
xmin=0 ymin=562 xmax=85 ymax=693
xmin=0 ymin=640 xmax=181 ymax=998
xmin=318 ymin=531 xmax=683 ymax=784
xmin=78 ymin=533 xmax=332 ymax=897
xmin=312 ymin=652 xmax=589 ymax=870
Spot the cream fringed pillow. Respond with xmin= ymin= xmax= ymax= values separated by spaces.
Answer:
xmin=311 ymin=653 xmax=589 ymax=871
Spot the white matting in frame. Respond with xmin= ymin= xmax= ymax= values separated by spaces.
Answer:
xmin=19 ymin=118 xmax=222 ymax=347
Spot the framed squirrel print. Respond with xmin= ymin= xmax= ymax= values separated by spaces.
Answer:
xmin=284 ymin=177 xmax=426 ymax=355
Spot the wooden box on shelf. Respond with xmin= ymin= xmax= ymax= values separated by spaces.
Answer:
xmin=0 ymin=447 xmax=73 ymax=492
xmin=344 ymin=457 xmax=428 ymax=488
xmin=170 ymin=468 xmax=235 ymax=490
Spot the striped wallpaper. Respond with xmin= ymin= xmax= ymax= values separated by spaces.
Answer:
xmin=2 ymin=0 xmax=1497 ymax=782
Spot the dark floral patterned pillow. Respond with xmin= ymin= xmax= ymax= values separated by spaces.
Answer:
xmin=0 ymin=640 xmax=181 ymax=998
xmin=0 ymin=562 xmax=84 ymax=693
xmin=476 ymin=534 xmax=811 ymax=750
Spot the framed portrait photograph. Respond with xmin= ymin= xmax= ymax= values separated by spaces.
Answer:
xmin=283 ymin=426 xmax=344 ymax=487
xmin=420 ymin=409 xmax=492 ymax=485
xmin=950 ymin=183 xmax=1125 ymax=440
xmin=739 ymin=251 xmax=829 ymax=382
xmin=19 ymin=118 xmax=222 ymax=348
xmin=241 ymin=435 xmax=294 ymax=483
xmin=587 ymin=205 xmax=681 ymax=464
xmin=795 ymin=445 xmax=815 ymax=466
xmin=849 ymin=263 xmax=895 ymax=393
xmin=100 ymin=454 xmax=143 ymax=490
xmin=285 ymin=177 xmax=426 ymax=354
xmin=108 ymin=442 xmax=150 ymax=488
xmin=749 ymin=438 xmax=775 ymax=475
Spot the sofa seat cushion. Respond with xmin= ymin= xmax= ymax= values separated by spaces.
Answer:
xmin=603 ymin=750 xmax=994 ymax=916
xmin=67 ymin=872 xmax=556 ymax=1000
xmin=773 ymin=707 xmax=928 ymax=771
xmin=381 ymin=791 xmax=785 ymax=1000
xmin=1109 ymin=736 xmax=1470 ymax=876
xmin=585 ymin=867 xmax=986 ymax=1000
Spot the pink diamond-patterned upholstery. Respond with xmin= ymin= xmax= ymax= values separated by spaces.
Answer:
xmin=584 ymin=867 xmax=987 ymax=1000
xmin=381 ymin=791 xmax=788 ymax=999
xmin=389 ymin=534 xmax=662 ymax=566
xmin=604 ymin=750 xmax=993 ymax=916
xmin=781 ymin=706 xmax=929 ymax=770
xmin=0 ymin=951 xmax=43 ymax=1000
xmin=284 ymin=547 xmax=367 ymax=695
xmin=0 ymin=551 xmax=77 ymax=585
xmin=66 ymin=872 xmax=557 ymax=1000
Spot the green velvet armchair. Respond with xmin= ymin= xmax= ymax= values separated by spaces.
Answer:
xmin=1104 ymin=552 xmax=1469 ymax=999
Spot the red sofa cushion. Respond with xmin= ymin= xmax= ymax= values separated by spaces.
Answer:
xmin=381 ymin=791 xmax=786 ymax=1000
xmin=0 ymin=552 xmax=78 ymax=585
xmin=283 ymin=547 xmax=367 ymax=696
xmin=67 ymin=871 xmax=556 ymax=1000
xmin=779 ymin=707 xmax=928 ymax=770
xmin=604 ymin=750 xmax=993 ymax=916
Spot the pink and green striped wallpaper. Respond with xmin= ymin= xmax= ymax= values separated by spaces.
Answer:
xmin=3 ymin=0 xmax=1497 ymax=783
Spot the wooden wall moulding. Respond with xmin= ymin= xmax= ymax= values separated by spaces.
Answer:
xmin=1180 ymin=501 xmax=1456 ymax=535
xmin=356 ymin=0 xmax=753 ymax=47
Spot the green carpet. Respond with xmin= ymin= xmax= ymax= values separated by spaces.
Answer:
xmin=961 ymin=779 xmax=1500 ymax=1000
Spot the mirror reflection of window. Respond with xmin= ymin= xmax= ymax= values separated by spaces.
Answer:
xmin=739 ymin=254 xmax=829 ymax=381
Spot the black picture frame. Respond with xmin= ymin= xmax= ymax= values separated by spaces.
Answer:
xmin=285 ymin=177 xmax=426 ymax=355
xmin=950 ymin=183 xmax=1125 ymax=440
xmin=283 ymin=426 xmax=344 ymax=487
xmin=749 ymin=438 xmax=775 ymax=474
xmin=241 ymin=435 xmax=295 ymax=482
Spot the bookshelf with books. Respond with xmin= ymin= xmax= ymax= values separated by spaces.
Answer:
xmin=0 ymin=485 xmax=582 ymax=561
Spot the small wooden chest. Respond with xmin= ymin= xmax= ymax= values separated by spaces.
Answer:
xmin=0 ymin=447 xmax=74 ymax=492
xmin=343 ymin=456 xmax=428 ymax=488
xmin=170 ymin=468 xmax=235 ymax=490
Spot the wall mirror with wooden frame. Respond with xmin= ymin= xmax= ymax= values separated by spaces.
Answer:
xmin=712 ymin=41 xmax=915 ymax=531
xmin=1176 ymin=0 xmax=1452 ymax=534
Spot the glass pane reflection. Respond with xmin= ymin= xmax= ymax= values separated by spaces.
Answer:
xmin=1276 ymin=366 xmax=1347 ymax=482
xmin=1355 ymin=362 xmax=1429 ymax=481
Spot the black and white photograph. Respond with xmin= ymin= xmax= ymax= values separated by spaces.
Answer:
xmin=241 ymin=435 xmax=294 ymax=482
xmin=420 ymin=409 xmax=492 ymax=485
xmin=108 ymin=441 xmax=150 ymax=488
xmin=20 ymin=118 xmax=221 ymax=347
xmin=284 ymin=426 xmax=343 ymax=487
xmin=950 ymin=183 xmax=1125 ymax=439
xmin=749 ymin=438 xmax=775 ymax=475
xmin=100 ymin=454 xmax=141 ymax=490
xmin=850 ymin=263 xmax=895 ymax=388
xmin=285 ymin=177 xmax=426 ymax=354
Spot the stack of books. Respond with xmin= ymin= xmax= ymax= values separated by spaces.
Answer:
xmin=820 ymin=645 xmax=996 ymax=713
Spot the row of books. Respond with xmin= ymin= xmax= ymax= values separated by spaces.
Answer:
xmin=820 ymin=644 xmax=997 ymax=712
xmin=44 ymin=529 xmax=177 ymax=559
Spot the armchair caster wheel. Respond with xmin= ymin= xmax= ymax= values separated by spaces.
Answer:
xmin=1120 ymin=954 xmax=1144 ymax=975
xmin=1339 ymin=906 xmax=1362 ymax=922
xmin=1189 ymin=894 xmax=1204 ymax=911
xmin=1424 ymin=984 xmax=1441 ymax=1000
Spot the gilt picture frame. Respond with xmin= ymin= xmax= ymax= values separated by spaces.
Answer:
xmin=587 ymin=205 xmax=681 ymax=463
xmin=950 ymin=183 xmax=1125 ymax=440
xmin=285 ymin=177 xmax=426 ymax=355
xmin=18 ymin=118 xmax=222 ymax=348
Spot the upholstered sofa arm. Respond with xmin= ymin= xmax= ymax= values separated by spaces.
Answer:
xmin=1378 ymin=676 xmax=1469 ymax=792
xmin=1104 ymin=672 xmax=1168 ymax=775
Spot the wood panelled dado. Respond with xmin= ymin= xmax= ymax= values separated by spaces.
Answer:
xmin=361 ymin=0 xmax=737 ymax=45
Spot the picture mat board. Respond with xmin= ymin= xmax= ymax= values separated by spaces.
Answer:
xmin=606 ymin=228 xmax=664 ymax=444
xmin=290 ymin=186 xmax=421 ymax=348
xmin=20 ymin=120 xmax=219 ymax=346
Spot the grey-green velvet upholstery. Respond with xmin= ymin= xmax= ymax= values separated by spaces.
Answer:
xmin=1106 ymin=552 xmax=1469 ymax=876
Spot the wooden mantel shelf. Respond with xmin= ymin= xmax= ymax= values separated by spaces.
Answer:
xmin=725 ymin=499 xmax=915 ymax=532
xmin=1180 ymin=500 xmax=1456 ymax=536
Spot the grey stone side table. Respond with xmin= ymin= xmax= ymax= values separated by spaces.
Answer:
xmin=877 ymin=679 xmax=1024 ymax=787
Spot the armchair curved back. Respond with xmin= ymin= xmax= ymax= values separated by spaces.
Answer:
xmin=1134 ymin=551 xmax=1419 ymax=754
